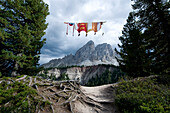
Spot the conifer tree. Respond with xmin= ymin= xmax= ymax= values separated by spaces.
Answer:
xmin=115 ymin=12 xmax=150 ymax=77
xmin=132 ymin=0 xmax=170 ymax=74
xmin=0 ymin=0 xmax=49 ymax=76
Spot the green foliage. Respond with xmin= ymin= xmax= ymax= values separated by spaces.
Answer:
xmin=98 ymin=64 xmax=117 ymax=67
xmin=115 ymin=75 xmax=170 ymax=113
xmin=16 ymin=74 xmax=25 ymax=78
xmin=116 ymin=0 xmax=170 ymax=77
xmin=132 ymin=0 xmax=169 ymax=74
xmin=38 ymin=69 xmax=70 ymax=81
xmin=38 ymin=68 xmax=49 ymax=79
xmin=49 ymin=74 xmax=57 ymax=81
xmin=46 ymin=64 xmax=117 ymax=70
xmin=115 ymin=12 xmax=150 ymax=77
xmin=0 ymin=0 xmax=49 ymax=76
xmin=39 ymin=73 xmax=48 ymax=79
xmin=0 ymin=78 xmax=51 ymax=113
xmin=86 ymin=68 xmax=124 ymax=86
xmin=57 ymin=73 xmax=70 ymax=81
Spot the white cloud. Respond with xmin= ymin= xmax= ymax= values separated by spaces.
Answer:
xmin=40 ymin=0 xmax=133 ymax=64
xmin=39 ymin=54 xmax=59 ymax=65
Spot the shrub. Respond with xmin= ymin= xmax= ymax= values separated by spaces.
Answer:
xmin=0 ymin=78 xmax=51 ymax=113
xmin=115 ymin=75 xmax=170 ymax=113
xmin=57 ymin=73 xmax=70 ymax=81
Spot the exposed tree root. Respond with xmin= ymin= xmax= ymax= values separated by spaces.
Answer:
xmin=1 ymin=76 xmax=120 ymax=113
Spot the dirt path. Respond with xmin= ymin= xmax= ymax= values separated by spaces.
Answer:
xmin=71 ymin=84 xmax=119 ymax=113
xmin=81 ymin=84 xmax=115 ymax=102
xmin=35 ymin=79 xmax=119 ymax=113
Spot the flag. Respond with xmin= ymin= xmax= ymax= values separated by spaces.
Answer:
xmin=64 ymin=22 xmax=75 ymax=36
xmin=76 ymin=23 xmax=88 ymax=36
xmin=69 ymin=23 xmax=75 ymax=36
xmin=77 ymin=23 xmax=88 ymax=32
xmin=87 ymin=23 xmax=92 ymax=32
xmin=87 ymin=22 xmax=102 ymax=35
xmin=92 ymin=22 xmax=100 ymax=32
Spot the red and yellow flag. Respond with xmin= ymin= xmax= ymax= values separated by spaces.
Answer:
xmin=77 ymin=23 xmax=88 ymax=33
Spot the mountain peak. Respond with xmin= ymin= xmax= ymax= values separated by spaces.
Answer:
xmin=41 ymin=41 xmax=118 ymax=68
xmin=86 ymin=40 xmax=94 ymax=46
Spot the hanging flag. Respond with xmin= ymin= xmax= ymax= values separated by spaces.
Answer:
xmin=87 ymin=22 xmax=104 ymax=35
xmin=87 ymin=22 xmax=92 ymax=32
xmin=92 ymin=22 xmax=100 ymax=35
xmin=100 ymin=22 xmax=103 ymax=29
xmin=77 ymin=23 xmax=88 ymax=36
xmin=64 ymin=22 xmax=75 ymax=36
xmin=69 ymin=23 xmax=75 ymax=36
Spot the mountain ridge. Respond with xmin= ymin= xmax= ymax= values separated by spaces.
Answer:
xmin=42 ymin=40 xmax=118 ymax=68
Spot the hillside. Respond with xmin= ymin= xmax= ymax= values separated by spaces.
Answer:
xmin=0 ymin=76 xmax=119 ymax=113
xmin=39 ymin=65 xmax=123 ymax=85
xmin=0 ymin=75 xmax=169 ymax=113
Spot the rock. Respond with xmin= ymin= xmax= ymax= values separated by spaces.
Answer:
xmin=41 ymin=40 xmax=118 ymax=68
xmin=75 ymin=40 xmax=95 ymax=64
xmin=41 ymin=65 xmax=118 ymax=85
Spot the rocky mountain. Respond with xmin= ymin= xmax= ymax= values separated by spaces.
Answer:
xmin=41 ymin=40 xmax=118 ymax=68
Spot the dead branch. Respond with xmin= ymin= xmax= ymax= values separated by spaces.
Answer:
xmin=50 ymin=105 xmax=55 ymax=113
xmin=29 ymin=77 xmax=32 ymax=86
xmin=34 ymin=77 xmax=37 ymax=83
xmin=16 ymin=75 xmax=27 ymax=81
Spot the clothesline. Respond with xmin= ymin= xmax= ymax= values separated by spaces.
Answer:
xmin=64 ymin=21 xmax=107 ymax=23
xmin=64 ymin=21 xmax=106 ymax=36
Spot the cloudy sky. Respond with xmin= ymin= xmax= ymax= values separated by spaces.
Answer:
xmin=39 ymin=0 xmax=133 ymax=64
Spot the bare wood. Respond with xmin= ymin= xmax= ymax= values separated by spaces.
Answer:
xmin=29 ymin=77 xmax=32 ymax=86
xmin=16 ymin=75 xmax=27 ymax=81
xmin=50 ymin=105 xmax=55 ymax=113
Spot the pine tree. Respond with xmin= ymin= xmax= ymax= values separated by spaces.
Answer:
xmin=0 ymin=0 xmax=49 ymax=76
xmin=132 ymin=0 xmax=170 ymax=74
xmin=115 ymin=12 xmax=150 ymax=77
